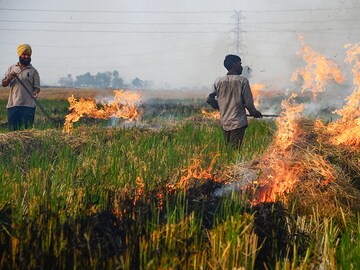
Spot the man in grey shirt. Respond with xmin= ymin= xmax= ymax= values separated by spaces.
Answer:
xmin=2 ymin=44 xmax=40 ymax=130
xmin=206 ymin=54 xmax=262 ymax=149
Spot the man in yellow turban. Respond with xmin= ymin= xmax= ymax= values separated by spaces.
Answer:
xmin=17 ymin=44 xmax=32 ymax=57
xmin=1 ymin=44 xmax=41 ymax=130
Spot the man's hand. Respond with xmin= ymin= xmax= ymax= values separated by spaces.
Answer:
xmin=32 ymin=88 xmax=40 ymax=98
xmin=7 ymin=72 xmax=17 ymax=81
xmin=209 ymin=100 xmax=219 ymax=110
xmin=2 ymin=72 xmax=17 ymax=87
xmin=252 ymin=110 xmax=263 ymax=118
xmin=206 ymin=93 xmax=220 ymax=110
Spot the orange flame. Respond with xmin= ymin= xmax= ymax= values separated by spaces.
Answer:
xmin=64 ymin=90 xmax=142 ymax=133
xmin=167 ymin=154 xmax=219 ymax=191
xmin=251 ymin=94 xmax=304 ymax=203
xmin=156 ymin=191 xmax=164 ymax=210
xmin=252 ymin=44 xmax=344 ymax=203
xmin=252 ymin=158 xmax=302 ymax=203
xmin=201 ymin=107 xmax=220 ymax=119
xmin=291 ymin=45 xmax=345 ymax=99
xmin=251 ymin=83 xmax=265 ymax=107
xmin=133 ymin=176 xmax=145 ymax=206
xmin=316 ymin=43 xmax=360 ymax=149
xmin=274 ymin=93 xmax=304 ymax=151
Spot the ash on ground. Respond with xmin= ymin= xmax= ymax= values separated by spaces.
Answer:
xmin=213 ymin=163 xmax=259 ymax=197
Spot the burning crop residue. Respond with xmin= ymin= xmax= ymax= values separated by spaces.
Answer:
xmin=167 ymin=154 xmax=220 ymax=192
xmin=201 ymin=107 xmax=220 ymax=120
xmin=291 ymin=44 xmax=345 ymax=100
xmin=249 ymin=94 xmax=306 ymax=203
xmin=245 ymin=43 xmax=356 ymax=205
xmin=64 ymin=90 xmax=142 ymax=133
xmin=315 ymin=43 xmax=360 ymax=150
xmin=199 ymin=42 xmax=354 ymax=205
xmin=274 ymin=93 xmax=304 ymax=151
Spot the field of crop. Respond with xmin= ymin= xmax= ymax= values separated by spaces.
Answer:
xmin=0 ymin=85 xmax=359 ymax=270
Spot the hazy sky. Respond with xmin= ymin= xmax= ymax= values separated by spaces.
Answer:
xmin=0 ymin=0 xmax=359 ymax=88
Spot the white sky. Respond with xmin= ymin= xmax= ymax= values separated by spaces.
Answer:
xmin=0 ymin=0 xmax=359 ymax=88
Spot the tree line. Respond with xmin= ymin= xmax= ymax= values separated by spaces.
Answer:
xmin=58 ymin=70 xmax=154 ymax=89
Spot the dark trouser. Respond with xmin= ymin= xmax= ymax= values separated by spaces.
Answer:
xmin=222 ymin=126 xmax=247 ymax=149
xmin=7 ymin=106 xmax=36 ymax=131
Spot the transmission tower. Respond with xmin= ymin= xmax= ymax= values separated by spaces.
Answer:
xmin=231 ymin=10 xmax=245 ymax=56
xmin=231 ymin=10 xmax=252 ymax=77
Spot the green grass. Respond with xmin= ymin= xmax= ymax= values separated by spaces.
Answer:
xmin=0 ymin=98 xmax=359 ymax=269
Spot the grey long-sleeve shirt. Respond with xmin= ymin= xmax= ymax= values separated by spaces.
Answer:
xmin=4 ymin=63 xmax=40 ymax=108
xmin=206 ymin=75 xmax=258 ymax=131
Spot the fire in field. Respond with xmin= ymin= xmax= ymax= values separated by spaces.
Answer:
xmin=0 ymin=43 xmax=360 ymax=269
xmin=64 ymin=90 xmax=142 ymax=133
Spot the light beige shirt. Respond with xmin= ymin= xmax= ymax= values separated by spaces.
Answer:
xmin=4 ymin=63 xmax=40 ymax=108
xmin=207 ymin=75 xmax=258 ymax=131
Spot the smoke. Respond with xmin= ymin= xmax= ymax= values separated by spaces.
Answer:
xmin=213 ymin=167 xmax=258 ymax=197
xmin=301 ymin=82 xmax=353 ymax=118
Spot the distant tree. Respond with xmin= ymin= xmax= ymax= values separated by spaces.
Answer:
xmin=75 ymin=72 xmax=95 ymax=87
xmin=94 ymin=71 xmax=111 ymax=88
xmin=58 ymin=74 xmax=74 ymax=87
xmin=143 ymin=80 xmax=154 ymax=89
xmin=59 ymin=70 xmax=128 ymax=88
xmin=132 ymin=77 xmax=144 ymax=88
xmin=111 ymin=70 xmax=125 ymax=89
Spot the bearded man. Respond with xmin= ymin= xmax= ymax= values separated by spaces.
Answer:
xmin=2 ymin=44 xmax=41 ymax=130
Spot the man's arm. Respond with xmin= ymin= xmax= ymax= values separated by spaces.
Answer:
xmin=2 ymin=77 xmax=11 ymax=87
xmin=32 ymin=88 xmax=41 ymax=98
xmin=206 ymin=84 xmax=219 ymax=110
xmin=2 ymin=72 xmax=16 ymax=87
xmin=242 ymin=79 xmax=262 ymax=118
xmin=32 ymin=69 xmax=41 ymax=98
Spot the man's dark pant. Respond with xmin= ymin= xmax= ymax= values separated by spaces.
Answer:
xmin=222 ymin=126 xmax=247 ymax=149
xmin=7 ymin=106 xmax=36 ymax=130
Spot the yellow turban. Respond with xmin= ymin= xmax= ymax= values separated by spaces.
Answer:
xmin=17 ymin=44 xmax=32 ymax=57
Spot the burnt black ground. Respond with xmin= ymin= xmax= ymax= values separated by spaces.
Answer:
xmin=0 ymin=179 xmax=308 ymax=269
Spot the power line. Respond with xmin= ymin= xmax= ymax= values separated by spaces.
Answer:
xmin=44 ymin=40 xmax=230 ymax=59
xmin=0 ymin=19 xmax=232 ymax=26
xmin=1 ymin=7 xmax=359 ymax=14
xmin=1 ymin=27 xmax=358 ymax=34
xmin=0 ymin=32 xmax=229 ymax=49
xmin=0 ymin=28 xmax=229 ymax=34
xmin=1 ymin=18 xmax=359 ymax=26
xmin=40 ymin=53 xmax=223 ymax=70
xmin=243 ymin=7 xmax=360 ymax=13
xmin=0 ymin=8 xmax=233 ymax=14
xmin=245 ymin=27 xmax=360 ymax=33
xmin=244 ymin=18 xmax=360 ymax=25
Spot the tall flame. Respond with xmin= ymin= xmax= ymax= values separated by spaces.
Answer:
xmin=274 ymin=93 xmax=304 ymax=151
xmin=250 ymin=44 xmax=348 ymax=203
xmin=252 ymin=94 xmax=304 ymax=203
xmin=316 ymin=43 xmax=360 ymax=149
xmin=252 ymin=93 xmax=336 ymax=203
xmin=291 ymin=45 xmax=345 ymax=99
xmin=64 ymin=90 xmax=142 ymax=133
